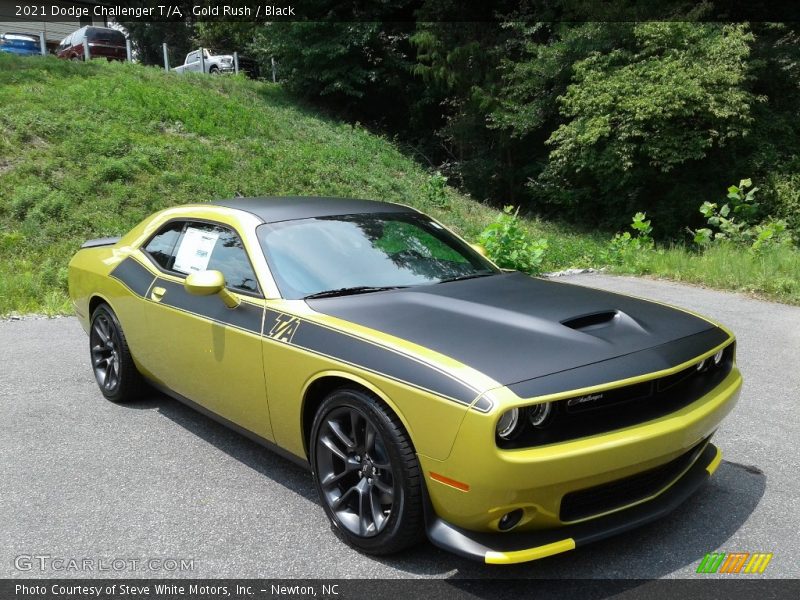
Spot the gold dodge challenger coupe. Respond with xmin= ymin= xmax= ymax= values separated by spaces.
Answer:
xmin=68 ymin=197 xmax=742 ymax=564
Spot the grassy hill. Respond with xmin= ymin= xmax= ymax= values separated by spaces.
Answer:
xmin=0 ymin=54 xmax=605 ymax=315
xmin=1 ymin=54 xmax=798 ymax=315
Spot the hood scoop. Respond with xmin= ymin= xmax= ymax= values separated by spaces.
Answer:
xmin=561 ymin=309 xmax=649 ymax=342
xmin=561 ymin=310 xmax=619 ymax=331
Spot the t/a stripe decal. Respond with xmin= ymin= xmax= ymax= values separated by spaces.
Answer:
xmin=264 ymin=309 xmax=479 ymax=406
xmin=111 ymin=257 xmax=478 ymax=407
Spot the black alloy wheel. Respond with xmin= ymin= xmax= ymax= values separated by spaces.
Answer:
xmin=89 ymin=304 xmax=145 ymax=403
xmin=311 ymin=388 xmax=424 ymax=554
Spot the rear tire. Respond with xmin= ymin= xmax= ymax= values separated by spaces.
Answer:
xmin=310 ymin=387 xmax=424 ymax=555
xmin=89 ymin=304 xmax=146 ymax=403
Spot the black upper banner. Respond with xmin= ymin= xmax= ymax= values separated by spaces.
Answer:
xmin=6 ymin=0 xmax=800 ymax=23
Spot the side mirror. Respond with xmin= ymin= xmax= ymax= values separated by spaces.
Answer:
xmin=184 ymin=270 xmax=240 ymax=308
xmin=470 ymin=243 xmax=488 ymax=258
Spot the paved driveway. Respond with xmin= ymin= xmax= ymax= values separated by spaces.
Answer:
xmin=1 ymin=274 xmax=796 ymax=578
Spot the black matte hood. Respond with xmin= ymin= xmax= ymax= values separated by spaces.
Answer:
xmin=306 ymin=272 xmax=724 ymax=388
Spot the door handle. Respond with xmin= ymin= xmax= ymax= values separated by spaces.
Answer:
xmin=150 ymin=286 xmax=166 ymax=302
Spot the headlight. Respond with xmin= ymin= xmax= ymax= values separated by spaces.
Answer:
xmin=696 ymin=359 xmax=707 ymax=372
xmin=496 ymin=408 xmax=520 ymax=440
xmin=713 ymin=349 xmax=724 ymax=365
xmin=528 ymin=402 xmax=552 ymax=427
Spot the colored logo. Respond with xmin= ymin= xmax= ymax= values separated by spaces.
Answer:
xmin=268 ymin=314 xmax=300 ymax=343
xmin=696 ymin=552 xmax=773 ymax=574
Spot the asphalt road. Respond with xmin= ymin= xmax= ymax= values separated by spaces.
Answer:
xmin=1 ymin=274 xmax=797 ymax=580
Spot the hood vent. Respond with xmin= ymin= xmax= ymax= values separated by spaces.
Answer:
xmin=561 ymin=310 xmax=619 ymax=332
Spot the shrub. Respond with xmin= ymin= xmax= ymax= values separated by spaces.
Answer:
xmin=425 ymin=170 xmax=449 ymax=208
xmin=478 ymin=206 xmax=548 ymax=273
xmin=693 ymin=179 xmax=793 ymax=252
xmin=608 ymin=212 xmax=654 ymax=264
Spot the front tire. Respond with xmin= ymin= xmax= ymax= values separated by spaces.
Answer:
xmin=89 ymin=304 xmax=145 ymax=403
xmin=310 ymin=388 xmax=424 ymax=555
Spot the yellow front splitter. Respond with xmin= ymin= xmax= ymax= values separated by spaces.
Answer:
xmin=425 ymin=444 xmax=722 ymax=565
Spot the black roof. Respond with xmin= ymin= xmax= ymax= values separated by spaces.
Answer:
xmin=211 ymin=196 xmax=416 ymax=223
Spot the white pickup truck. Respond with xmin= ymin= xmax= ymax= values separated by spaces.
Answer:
xmin=172 ymin=48 xmax=234 ymax=75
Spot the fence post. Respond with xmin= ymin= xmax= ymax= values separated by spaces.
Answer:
xmin=199 ymin=47 xmax=205 ymax=73
xmin=126 ymin=38 xmax=132 ymax=62
xmin=83 ymin=38 xmax=90 ymax=61
xmin=39 ymin=31 xmax=46 ymax=56
xmin=162 ymin=42 xmax=169 ymax=71
xmin=271 ymin=57 xmax=276 ymax=83
xmin=233 ymin=51 xmax=239 ymax=75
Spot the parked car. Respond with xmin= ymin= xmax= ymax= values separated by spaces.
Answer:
xmin=173 ymin=48 xmax=234 ymax=75
xmin=0 ymin=32 xmax=41 ymax=57
xmin=56 ymin=26 xmax=126 ymax=62
xmin=68 ymin=197 xmax=741 ymax=563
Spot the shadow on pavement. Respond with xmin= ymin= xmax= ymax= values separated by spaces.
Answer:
xmin=130 ymin=392 xmax=766 ymax=583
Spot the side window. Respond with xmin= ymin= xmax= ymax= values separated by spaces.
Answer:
xmin=173 ymin=222 xmax=259 ymax=294
xmin=143 ymin=221 xmax=184 ymax=271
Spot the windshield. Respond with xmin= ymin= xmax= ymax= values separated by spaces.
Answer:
xmin=257 ymin=213 xmax=498 ymax=299
xmin=86 ymin=28 xmax=125 ymax=45
xmin=2 ymin=34 xmax=39 ymax=47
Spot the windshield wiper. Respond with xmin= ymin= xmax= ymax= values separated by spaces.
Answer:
xmin=437 ymin=272 xmax=497 ymax=284
xmin=303 ymin=285 xmax=407 ymax=300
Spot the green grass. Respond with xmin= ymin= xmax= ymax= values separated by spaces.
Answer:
xmin=0 ymin=54 xmax=797 ymax=314
xmin=614 ymin=244 xmax=800 ymax=305
xmin=0 ymin=54 xmax=606 ymax=315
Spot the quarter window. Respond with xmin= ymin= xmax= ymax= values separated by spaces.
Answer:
xmin=143 ymin=221 xmax=183 ymax=270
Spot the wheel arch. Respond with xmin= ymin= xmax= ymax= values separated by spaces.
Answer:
xmin=300 ymin=371 xmax=416 ymax=461
xmin=88 ymin=293 xmax=113 ymax=317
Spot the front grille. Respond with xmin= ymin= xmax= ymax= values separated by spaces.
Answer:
xmin=559 ymin=436 xmax=711 ymax=522
xmin=497 ymin=342 xmax=734 ymax=449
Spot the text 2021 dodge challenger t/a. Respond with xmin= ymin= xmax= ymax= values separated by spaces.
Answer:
xmin=68 ymin=197 xmax=741 ymax=564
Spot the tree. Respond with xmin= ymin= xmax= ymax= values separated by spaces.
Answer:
xmin=518 ymin=22 xmax=756 ymax=227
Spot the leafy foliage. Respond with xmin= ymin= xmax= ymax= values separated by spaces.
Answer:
xmin=693 ymin=179 xmax=793 ymax=252
xmin=608 ymin=212 xmax=654 ymax=264
xmin=424 ymin=171 xmax=449 ymax=208
xmin=478 ymin=206 xmax=548 ymax=273
xmin=122 ymin=17 xmax=800 ymax=242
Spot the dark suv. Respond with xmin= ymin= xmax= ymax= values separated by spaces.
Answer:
xmin=57 ymin=26 xmax=126 ymax=62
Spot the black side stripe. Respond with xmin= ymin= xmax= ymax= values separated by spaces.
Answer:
xmin=111 ymin=257 xmax=478 ymax=407
xmin=264 ymin=309 xmax=479 ymax=406
xmin=110 ymin=257 xmax=156 ymax=298
xmin=154 ymin=278 xmax=263 ymax=335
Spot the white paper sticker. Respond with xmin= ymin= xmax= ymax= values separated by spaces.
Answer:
xmin=173 ymin=228 xmax=220 ymax=274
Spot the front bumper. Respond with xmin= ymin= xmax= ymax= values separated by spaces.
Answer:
xmin=426 ymin=442 xmax=722 ymax=564
xmin=420 ymin=366 xmax=740 ymax=532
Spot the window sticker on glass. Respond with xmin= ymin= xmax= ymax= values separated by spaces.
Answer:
xmin=173 ymin=227 xmax=220 ymax=274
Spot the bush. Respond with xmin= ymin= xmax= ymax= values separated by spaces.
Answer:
xmin=608 ymin=212 xmax=654 ymax=264
xmin=767 ymin=171 xmax=800 ymax=238
xmin=478 ymin=206 xmax=548 ymax=273
xmin=693 ymin=179 xmax=793 ymax=252
xmin=425 ymin=170 xmax=449 ymax=208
